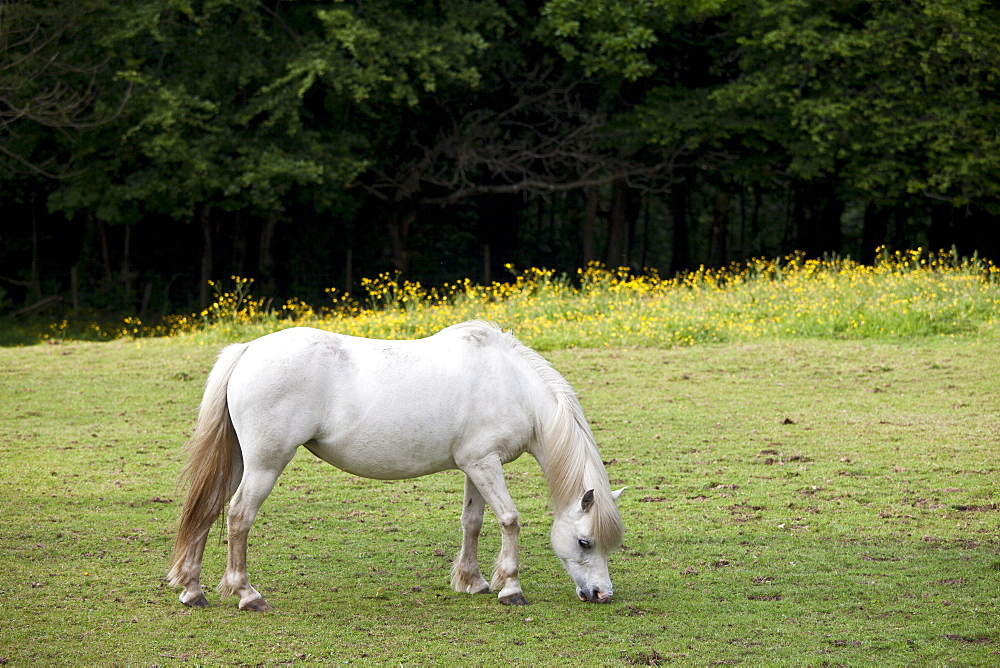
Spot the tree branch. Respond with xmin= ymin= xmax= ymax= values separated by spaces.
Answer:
xmin=360 ymin=65 xmax=686 ymax=204
xmin=0 ymin=1 xmax=132 ymax=175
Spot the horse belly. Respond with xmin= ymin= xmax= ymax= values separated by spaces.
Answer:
xmin=305 ymin=424 xmax=460 ymax=480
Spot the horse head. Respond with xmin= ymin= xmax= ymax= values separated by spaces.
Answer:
xmin=550 ymin=486 xmax=626 ymax=603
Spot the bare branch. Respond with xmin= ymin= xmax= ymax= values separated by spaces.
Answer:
xmin=0 ymin=141 xmax=67 ymax=178
xmin=360 ymin=65 xmax=686 ymax=205
xmin=0 ymin=0 xmax=132 ymax=175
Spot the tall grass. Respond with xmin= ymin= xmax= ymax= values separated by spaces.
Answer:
xmin=22 ymin=248 xmax=1000 ymax=348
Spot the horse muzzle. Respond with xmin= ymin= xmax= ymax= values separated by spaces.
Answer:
xmin=577 ymin=588 xmax=613 ymax=603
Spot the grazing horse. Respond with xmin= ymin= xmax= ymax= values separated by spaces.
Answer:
xmin=167 ymin=321 xmax=625 ymax=610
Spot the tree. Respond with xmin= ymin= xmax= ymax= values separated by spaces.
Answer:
xmin=543 ymin=0 xmax=1000 ymax=259
xmin=5 ymin=0 xmax=1000 ymax=319
xmin=50 ymin=0 xmax=374 ymax=307
xmin=719 ymin=0 xmax=1000 ymax=211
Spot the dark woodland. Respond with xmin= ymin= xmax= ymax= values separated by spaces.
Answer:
xmin=1 ymin=0 xmax=998 ymax=318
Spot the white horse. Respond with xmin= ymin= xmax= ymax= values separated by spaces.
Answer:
xmin=167 ymin=321 xmax=625 ymax=610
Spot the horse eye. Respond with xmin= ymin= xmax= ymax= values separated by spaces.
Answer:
xmin=578 ymin=539 xmax=592 ymax=549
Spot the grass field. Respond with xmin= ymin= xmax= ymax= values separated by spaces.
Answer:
xmin=1 ymin=250 xmax=999 ymax=664
xmin=2 ymin=332 xmax=998 ymax=664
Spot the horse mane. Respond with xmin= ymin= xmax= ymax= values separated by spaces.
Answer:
xmin=456 ymin=321 xmax=624 ymax=550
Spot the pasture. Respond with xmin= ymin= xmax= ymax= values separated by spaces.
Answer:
xmin=2 ymin=332 xmax=998 ymax=664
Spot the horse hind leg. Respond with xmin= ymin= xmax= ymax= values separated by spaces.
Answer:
xmin=166 ymin=530 xmax=211 ymax=607
xmin=218 ymin=458 xmax=288 ymax=611
xmin=171 ymin=529 xmax=212 ymax=607
xmin=451 ymin=475 xmax=491 ymax=595
xmin=169 ymin=456 xmax=243 ymax=608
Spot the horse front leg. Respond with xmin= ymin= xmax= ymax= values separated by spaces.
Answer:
xmin=451 ymin=475 xmax=491 ymax=595
xmin=461 ymin=456 xmax=529 ymax=605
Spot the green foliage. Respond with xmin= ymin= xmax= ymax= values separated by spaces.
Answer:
xmin=124 ymin=2 xmax=372 ymax=216
xmin=0 ymin=0 xmax=135 ymax=176
xmin=721 ymin=0 xmax=1000 ymax=206
xmin=38 ymin=0 xmax=515 ymax=226
xmin=538 ymin=0 xmax=733 ymax=80
xmin=284 ymin=2 xmax=508 ymax=106
xmin=545 ymin=0 xmax=1000 ymax=210
xmin=4 ymin=0 xmax=1000 ymax=319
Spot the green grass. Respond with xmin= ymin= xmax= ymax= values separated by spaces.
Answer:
xmin=2 ymin=334 xmax=998 ymax=664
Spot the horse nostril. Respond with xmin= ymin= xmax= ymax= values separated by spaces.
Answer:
xmin=586 ymin=589 xmax=609 ymax=603
xmin=579 ymin=588 xmax=612 ymax=603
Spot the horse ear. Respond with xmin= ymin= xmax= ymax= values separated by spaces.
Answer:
xmin=611 ymin=487 xmax=626 ymax=502
xmin=581 ymin=489 xmax=595 ymax=512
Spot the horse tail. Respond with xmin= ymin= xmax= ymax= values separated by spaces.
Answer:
xmin=167 ymin=342 xmax=249 ymax=585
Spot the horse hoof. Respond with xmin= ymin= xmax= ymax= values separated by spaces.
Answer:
xmin=473 ymin=585 xmax=492 ymax=595
xmin=186 ymin=594 xmax=210 ymax=608
xmin=499 ymin=593 xmax=530 ymax=606
xmin=240 ymin=598 xmax=273 ymax=612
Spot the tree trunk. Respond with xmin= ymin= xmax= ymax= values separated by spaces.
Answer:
xmin=638 ymin=195 xmax=650 ymax=270
xmin=669 ymin=182 xmax=691 ymax=274
xmin=28 ymin=196 xmax=41 ymax=305
xmin=708 ymin=191 xmax=730 ymax=268
xmin=928 ymin=204 xmax=955 ymax=253
xmin=749 ymin=185 xmax=762 ymax=257
xmin=582 ymin=186 xmax=598 ymax=265
xmin=120 ymin=224 xmax=134 ymax=308
xmin=889 ymin=207 xmax=912 ymax=252
xmin=344 ymin=247 xmax=353 ymax=293
xmin=259 ymin=212 xmax=278 ymax=295
xmin=199 ymin=207 xmax=213 ymax=310
xmin=71 ymin=215 xmax=99 ymax=314
xmin=861 ymin=202 xmax=888 ymax=264
xmin=140 ymin=282 xmax=152 ymax=316
xmin=70 ymin=265 xmax=79 ymax=315
xmin=161 ymin=273 xmax=181 ymax=318
xmin=606 ymin=179 xmax=630 ymax=268
xmin=387 ymin=206 xmax=415 ymax=273
xmin=97 ymin=217 xmax=113 ymax=285
xmin=794 ymin=181 xmax=843 ymax=257
xmin=232 ymin=210 xmax=246 ymax=277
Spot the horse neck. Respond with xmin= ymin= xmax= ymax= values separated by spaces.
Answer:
xmin=503 ymin=330 xmax=622 ymax=536
xmin=536 ymin=391 xmax=608 ymax=510
xmin=537 ymin=394 xmax=624 ymax=549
